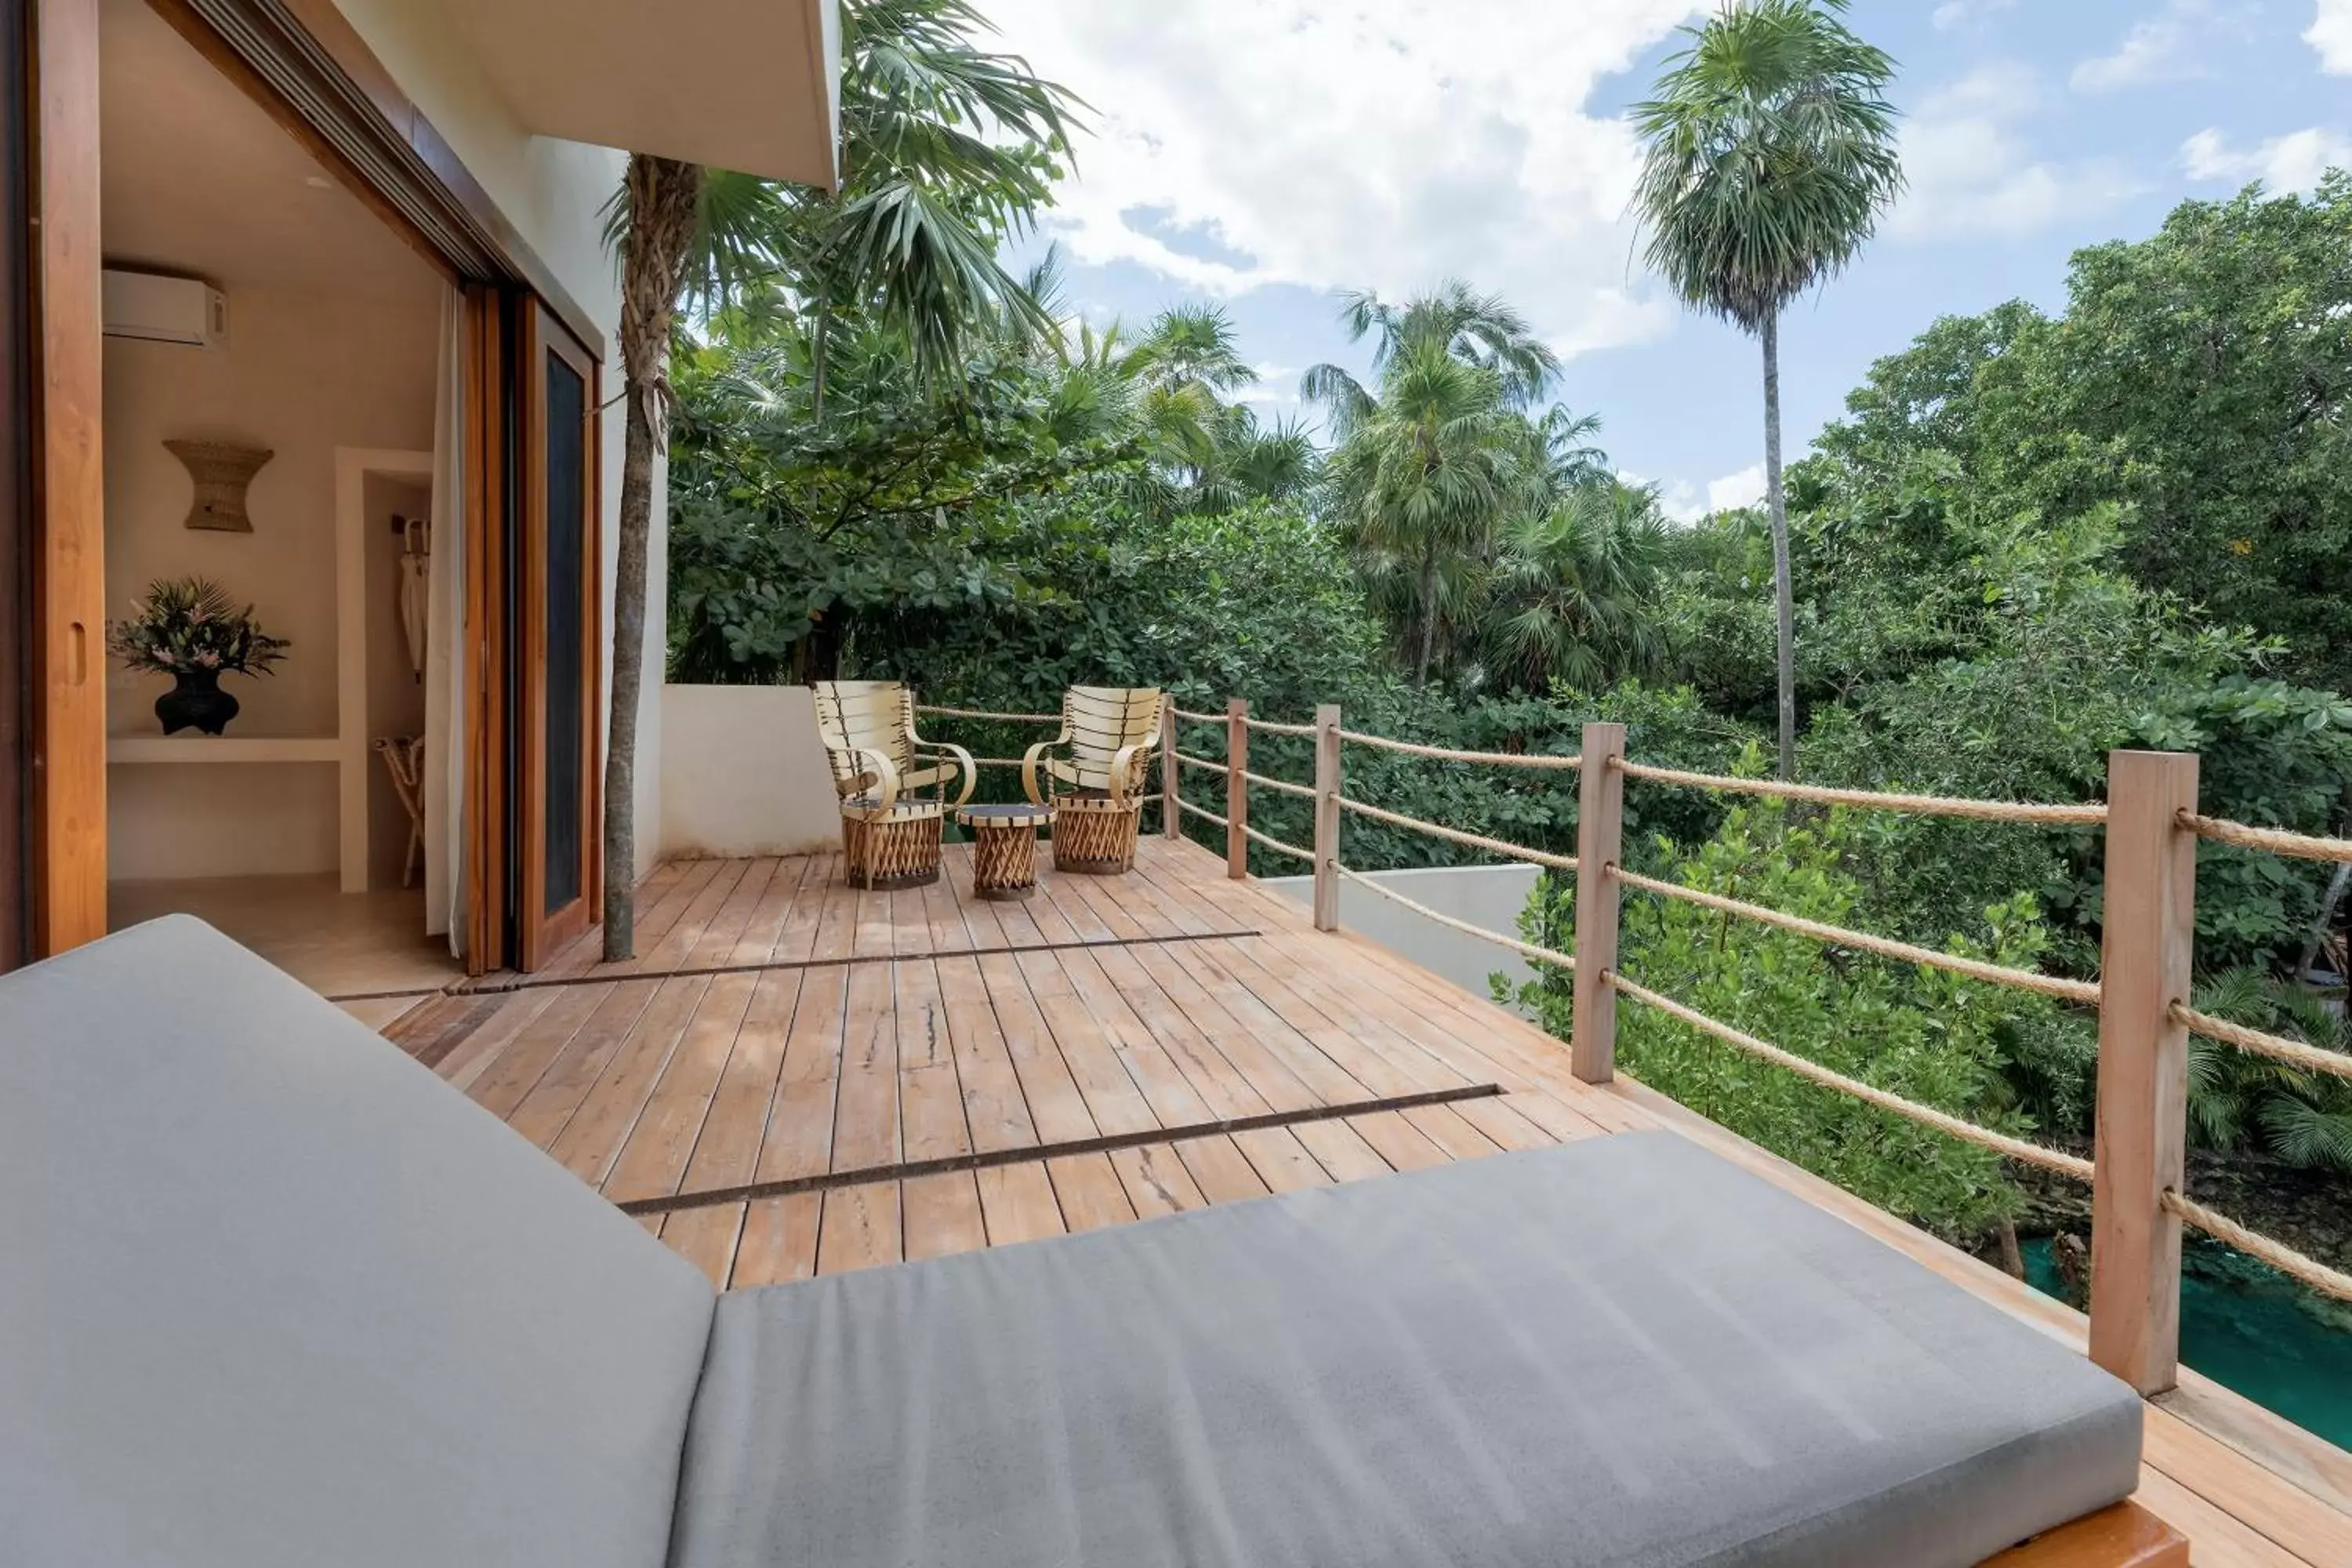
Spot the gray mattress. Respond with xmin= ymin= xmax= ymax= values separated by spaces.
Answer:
xmin=673 ymin=1131 xmax=2140 ymax=1568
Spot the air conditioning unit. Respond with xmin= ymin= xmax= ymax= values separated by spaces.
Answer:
xmin=102 ymin=270 xmax=227 ymax=348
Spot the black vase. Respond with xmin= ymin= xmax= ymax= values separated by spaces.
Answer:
xmin=156 ymin=667 xmax=240 ymax=736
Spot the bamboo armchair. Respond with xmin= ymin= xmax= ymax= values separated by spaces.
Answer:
xmin=813 ymin=681 xmax=975 ymax=889
xmin=1024 ymin=686 xmax=1161 ymax=874
xmin=1020 ymin=686 xmax=1163 ymax=811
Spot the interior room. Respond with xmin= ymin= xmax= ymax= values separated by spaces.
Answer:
xmin=98 ymin=0 xmax=463 ymax=1016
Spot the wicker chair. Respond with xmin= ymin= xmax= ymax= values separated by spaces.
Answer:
xmin=813 ymin=681 xmax=975 ymax=890
xmin=1022 ymin=686 xmax=1162 ymax=873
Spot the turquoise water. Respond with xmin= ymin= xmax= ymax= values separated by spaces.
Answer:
xmin=2024 ymin=1238 xmax=2352 ymax=1448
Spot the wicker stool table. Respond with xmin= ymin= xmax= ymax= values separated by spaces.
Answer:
xmin=1051 ymin=791 xmax=1142 ymax=875
xmin=840 ymin=796 xmax=946 ymax=890
xmin=956 ymin=803 xmax=1051 ymax=900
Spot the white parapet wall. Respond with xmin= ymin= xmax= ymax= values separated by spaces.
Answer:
xmin=659 ymin=684 xmax=841 ymax=860
xmin=1265 ymin=862 xmax=1546 ymax=1011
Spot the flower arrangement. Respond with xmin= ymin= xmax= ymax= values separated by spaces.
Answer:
xmin=107 ymin=577 xmax=289 ymax=677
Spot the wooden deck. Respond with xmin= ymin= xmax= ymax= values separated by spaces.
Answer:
xmin=385 ymin=837 xmax=2350 ymax=1567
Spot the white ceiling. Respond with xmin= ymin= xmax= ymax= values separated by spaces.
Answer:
xmin=100 ymin=0 xmax=445 ymax=309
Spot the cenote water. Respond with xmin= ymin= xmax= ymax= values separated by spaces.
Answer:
xmin=2024 ymin=1237 xmax=2352 ymax=1448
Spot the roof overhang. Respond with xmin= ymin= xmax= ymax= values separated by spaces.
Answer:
xmin=441 ymin=0 xmax=840 ymax=187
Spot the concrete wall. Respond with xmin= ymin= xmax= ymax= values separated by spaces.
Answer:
xmin=328 ymin=0 xmax=666 ymax=877
xmin=1266 ymin=863 xmax=1546 ymax=1011
xmin=659 ymin=684 xmax=840 ymax=860
xmin=103 ymin=286 xmax=436 ymax=880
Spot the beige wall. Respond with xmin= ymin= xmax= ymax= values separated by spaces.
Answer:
xmin=659 ymin=685 xmax=840 ymax=861
xmin=103 ymin=287 xmax=436 ymax=880
xmin=328 ymin=0 xmax=666 ymax=879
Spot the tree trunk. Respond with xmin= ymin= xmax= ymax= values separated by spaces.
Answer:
xmin=603 ymin=153 xmax=702 ymax=961
xmin=1762 ymin=306 xmax=1796 ymax=780
xmin=811 ymin=299 xmax=831 ymax=423
xmin=2298 ymin=860 xmax=2350 ymax=981
xmin=1996 ymin=1217 xmax=2025 ymax=1280
xmin=1415 ymin=546 xmax=1439 ymax=688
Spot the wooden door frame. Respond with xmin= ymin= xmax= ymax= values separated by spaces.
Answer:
xmin=515 ymin=299 xmax=601 ymax=970
xmin=21 ymin=0 xmax=612 ymax=967
xmin=0 ymin=0 xmax=31 ymax=969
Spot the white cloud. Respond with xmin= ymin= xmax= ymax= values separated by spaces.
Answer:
xmin=982 ymin=2 xmax=1702 ymax=361
xmin=1932 ymin=0 xmax=2017 ymax=31
xmin=1888 ymin=64 xmax=2141 ymax=241
xmin=2181 ymin=126 xmax=2352 ymax=193
xmin=2308 ymin=0 xmax=2352 ymax=73
xmin=1706 ymin=463 xmax=1766 ymax=514
xmin=2071 ymin=1 xmax=2232 ymax=93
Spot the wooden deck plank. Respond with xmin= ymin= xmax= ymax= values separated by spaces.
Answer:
xmin=829 ymin=960 xmax=900 ymax=1171
xmin=816 ymin=1179 xmax=902 ymax=1274
xmin=726 ymin=855 xmax=813 ymax=969
xmin=753 ymin=964 xmax=848 ymax=1183
xmin=501 ymin=978 xmax=664 ymax=1150
xmin=671 ymin=969 xmax=803 ymax=1192
xmin=602 ymin=972 xmax=760 ymax=1203
xmin=902 ymin=1171 xmax=990 ymax=1261
xmin=976 ymin=951 xmax=1101 ymax=1145
xmin=937 ymin=953 xmax=1041 ymax=1155
xmin=1045 ymin=1151 xmax=1137 ymax=1232
xmin=662 ymin=1204 xmax=746 ymax=1290
xmin=546 ymin=975 xmax=713 ymax=1188
xmin=1109 ymin=1142 xmax=1210 ymax=1218
xmin=459 ymin=983 xmax=619 ymax=1119
xmin=731 ymin=1192 xmax=822 ymax=1287
xmin=977 ymin=1159 xmax=1067 ymax=1245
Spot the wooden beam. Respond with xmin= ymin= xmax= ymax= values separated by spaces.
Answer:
xmin=1225 ymin=697 xmax=1247 ymax=880
xmin=1980 ymin=1501 xmax=2188 ymax=1566
xmin=1572 ymin=723 xmax=1624 ymax=1083
xmin=1159 ymin=693 xmax=1179 ymax=840
xmin=2089 ymin=749 xmax=2198 ymax=1396
xmin=28 ymin=0 xmax=106 ymax=957
xmin=1312 ymin=703 xmax=1340 ymax=932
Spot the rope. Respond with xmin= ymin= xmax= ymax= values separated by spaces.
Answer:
xmin=1610 ymin=868 xmax=2100 ymax=1006
xmin=1334 ymin=866 xmax=1577 ymax=974
xmin=1243 ymin=716 xmax=1318 ymax=738
xmin=1339 ymin=730 xmax=1582 ymax=771
xmin=1612 ymin=760 xmax=2107 ymax=826
xmin=1606 ymin=971 xmax=2096 ymax=1181
xmin=1241 ymin=822 xmax=1316 ymax=863
xmin=2180 ymin=813 xmax=2352 ymax=866
xmin=1338 ymin=795 xmax=1578 ymax=874
xmin=2172 ymin=1004 xmax=2352 ymax=1081
xmin=1174 ymin=797 xmax=1229 ymax=829
xmin=915 ymin=704 xmax=1060 ymax=724
xmin=1173 ymin=750 xmax=1223 ymax=773
xmin=1243 ymin=769 xmax=1317 ymax=800
xmin=1172 ymin=708 xmax=1223 ymax=725
xmin=2163 ymin=1190 xmax=2352 ymax=1303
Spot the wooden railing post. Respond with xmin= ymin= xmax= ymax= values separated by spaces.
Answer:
xmin=2089 ymin=749 xmax=2199 ymax=1396
xmin=1225 ymin=698 xmax=1249 ymax=880
xmin=1159 ymin=694 xmax=1180 ymax=839
xmin=1313 ymin=704 xmax=1341 ymax=931
xmin=1571 ymin=723 xmax=1625 ymax=1083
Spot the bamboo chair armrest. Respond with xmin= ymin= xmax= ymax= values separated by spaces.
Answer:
xmin=839 ymin=747 xmax=901 ymax=814
xmin=1106 ymin=742 xmax=1149 ymax=811
xmin=1020 ymin=736 xmax=1071 ymax=808
xmin=919 ymin=740 xmax=978 ymax=809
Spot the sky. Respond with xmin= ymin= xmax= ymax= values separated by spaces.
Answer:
xmin=980 ymin=0 xmax=2352 ymax=518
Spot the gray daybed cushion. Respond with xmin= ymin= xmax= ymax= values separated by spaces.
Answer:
xmin=674 ymin=1131 xmax=2142 ymax=1568
xmin=0 ymin=916 xmax=717 ymax=1568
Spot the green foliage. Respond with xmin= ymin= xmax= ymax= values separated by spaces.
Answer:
xmin=1515 ymin=788 xmax=2050 ymax=1240
xmin=107 ymin=578 xmax=288 ymax=678
xmin=2185 ymin=969 xmax=2352 ymax=1174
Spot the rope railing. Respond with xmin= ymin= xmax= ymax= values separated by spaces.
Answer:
xmin=1174 ymin=797 xmax=1229 ymax=829
xmin=2171 ymin=1003 xmax=2352 ymax=1082
xmin=1242 ymin=715 xmax=1317 ymax=738
xmin=1334 ymin=865 xmax=1575 ymax=974
xmin=1172 ymin=750 xmax=1223 ymax=774
xmin=1338 ymin=795 xmax=1577 ymax=875
xmin=2162 ymin=1190 xmax=2352 ymax=1303
xmin=1611 ymin=867 xmax=2102 ymax=1007
xmin=1172 ymin=707 xmax=1223 ymax=725
xmin=1241 ymin=822 xmax=1315 ymax=863
xmin=1243 ymin=769 xmax=1316 ymax=801
xmin=1340 ymin=729 xmax=1581 ymax=771
xmin=916 ymin=704 xmax=1061 ymax=724
xmin=1606 ymin=971 xmax=2096 ymax=1181
xmin=2180 ymin=812 xmax=2352 ymax=866
xmin=1613 ymin=760 xmax=2109 ymax=826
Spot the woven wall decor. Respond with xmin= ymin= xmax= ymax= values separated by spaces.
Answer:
xmin=165 ymin=440 xmax=274 ymax=532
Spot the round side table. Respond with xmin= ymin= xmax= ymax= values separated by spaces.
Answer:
xmin=956 ymin=803 xmax=1051 ymax=900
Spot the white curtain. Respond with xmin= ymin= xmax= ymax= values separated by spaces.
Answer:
xmin=423 ymin=289 xmax=467 ymax=954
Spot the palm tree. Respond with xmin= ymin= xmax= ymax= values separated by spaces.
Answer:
xmin=1324 ymin=341 xmax=1526 ymax=685
xmin=1631 ymin=0 xmax=1902 ymax=779
xmin=1479 ymin=481 xmax=1672 ymax=692
xmin=599 ymin=0 xmax=1077 ymax=956
xmin=1301 ymin=278 xmax=1561 ymax=436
